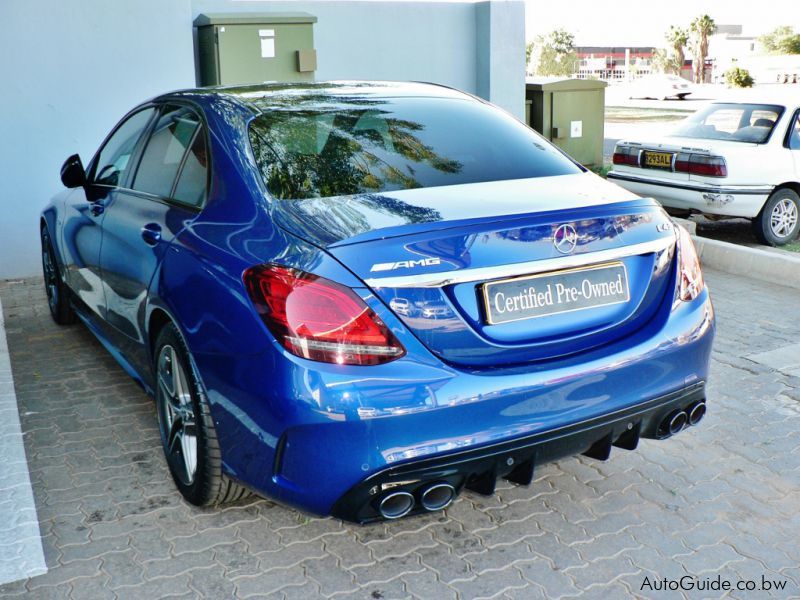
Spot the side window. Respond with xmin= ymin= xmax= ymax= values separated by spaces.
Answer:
xmin=790 ymin=112 xmax=800 ymax=150
xmin=93 ymin=108 xmax=156 ymax=187
xmin=173 ymin=123 xmax=209 ymax=207
xmin=132 ymin=106 xmax=202 ymax=200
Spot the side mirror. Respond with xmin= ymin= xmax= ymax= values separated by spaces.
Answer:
xmin=60 ymin=154 xmax=86 ymax=188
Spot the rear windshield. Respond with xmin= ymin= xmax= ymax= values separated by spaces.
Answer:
xmin=670 ymin=102 xmax=784 ymax=144
xmin=248 ymin=97 xmax=581 ymax=200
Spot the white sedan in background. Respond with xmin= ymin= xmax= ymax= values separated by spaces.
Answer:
xmin=609 ymin=96 xmax=800 ymax=245
xmin=627 ymin=74 xmax=692 ymax=100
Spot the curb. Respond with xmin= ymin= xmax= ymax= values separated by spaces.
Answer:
xmin=692 ymin=235 xmax=800 ymax=290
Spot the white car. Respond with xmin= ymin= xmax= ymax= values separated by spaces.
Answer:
xmin=609 ymin=96 xmax=800 ymax=245
xmin=627 ymin=74 xmax=692 ymax=101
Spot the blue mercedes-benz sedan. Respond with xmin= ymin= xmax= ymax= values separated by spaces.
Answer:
xmin=41 ymin=82 xmax=714 ymax=522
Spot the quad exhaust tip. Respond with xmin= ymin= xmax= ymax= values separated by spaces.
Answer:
xmin=667 ymin=410 xmax=688 ymax=436
xmin=378 ymin=491 xmax=415 ymax=519
xmin=420 ymin=483 xmax=456 ymax=511
xmin=688 ymin=401 xmax=706 ymax=426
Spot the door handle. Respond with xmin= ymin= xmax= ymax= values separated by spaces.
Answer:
xmin=141 ymin=223 xmax=162 ymax=246
xmin=90 ymin=203 xmax=104 ymax=216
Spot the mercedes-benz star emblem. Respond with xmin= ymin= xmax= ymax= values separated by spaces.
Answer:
xmin=553 ymin=224 xmax=578 ymax=254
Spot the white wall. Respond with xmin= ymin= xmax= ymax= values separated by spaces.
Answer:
xmin=0 ymin=0 xmax=525 ymax=279
xmin=0 ymin=0 xmax=196 ymax=279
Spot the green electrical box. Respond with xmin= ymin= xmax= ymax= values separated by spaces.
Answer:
xmin=525 ymin=78 xmax=607 ymax=167
xmin=194 ymin=13 xmax=317 ymax=86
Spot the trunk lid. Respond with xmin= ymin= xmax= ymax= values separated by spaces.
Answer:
xmin=273 ymin=174 xmax=677 ymax=367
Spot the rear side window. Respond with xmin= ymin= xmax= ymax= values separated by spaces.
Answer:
xmin=172 ymin=125 xmax=208 ymax=207
xmin=789 ymin=112 xmax=800 ymax=150
xmin=133 ymin=106 xmax=203 ymax=201
xmin=671 ymin=103 xmax=783 ymax=143
xmin=93 ymin=108 xmax=156 ymax=187
xmin=249 ymin=97 xmax=581 ymax=200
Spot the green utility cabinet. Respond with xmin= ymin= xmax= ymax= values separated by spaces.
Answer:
xmin=195 ymin=13 xmax=317 ymax=86
xmin=525 ymin=78 xmax=607 ymax=167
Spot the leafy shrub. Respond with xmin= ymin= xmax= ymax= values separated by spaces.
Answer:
xmin=724 ymin=67 xmax=754 ymax=88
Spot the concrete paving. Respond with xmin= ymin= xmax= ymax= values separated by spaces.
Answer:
xmin=0 ymin=270 xmax=798 ymax=599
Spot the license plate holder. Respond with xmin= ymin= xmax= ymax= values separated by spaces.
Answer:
xmin=482 ymin=262 xmax=630 ymax=325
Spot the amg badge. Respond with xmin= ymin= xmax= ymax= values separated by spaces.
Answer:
xmin=370 ymin=257 xmax=441 ymax=272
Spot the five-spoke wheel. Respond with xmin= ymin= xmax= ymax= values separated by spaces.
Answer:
xmin=153 ymin=323 xmax=251 ymax=506
xmin=754 ymin=189 xmax=800 ymax=246
xmin=156 ymin=344 xmax=198 ymax=486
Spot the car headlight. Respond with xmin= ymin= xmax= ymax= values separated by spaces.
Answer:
xmin=675 ymin=225 xmax=705 ymax=302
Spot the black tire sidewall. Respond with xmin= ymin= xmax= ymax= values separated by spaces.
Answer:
xmin=41 ymin=227 xmax=75 ymax=324
xmin=154 ymin=323 xmax=212 ymax=505
xmin=755 ymin=190 xmax=800 ymax=246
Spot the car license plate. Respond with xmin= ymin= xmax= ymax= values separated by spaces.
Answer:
xmin=482 ymin=263 xmax=630 ymax=325
xmin=642 ymin=151 xmax=673 ymax=170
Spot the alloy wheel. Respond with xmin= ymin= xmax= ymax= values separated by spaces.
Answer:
xmin=770 ymin=198 xmax=799 ymax=239
xmin=156 ymin=344 xmax=198 ymax=486
xmin=41 ymin=234 xmax=59 ymax=313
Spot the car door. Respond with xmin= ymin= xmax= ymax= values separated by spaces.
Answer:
xmin=98 ymin=103 xmax=209 ymax=366
xmin=61 ymin=107 xmax=156 ymax=319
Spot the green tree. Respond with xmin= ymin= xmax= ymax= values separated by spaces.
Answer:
xmin=651 ymin=48 xmax=681 ymax=75
xmin=759 ymin=26 xmax=800 ymax=54
xmin=689 ymin=15 xmax=716 ymax=83
xmin=531 ymin=29 xmax=577 ymax=77
xmin=665 ymin=26 xmax=688 ymax=75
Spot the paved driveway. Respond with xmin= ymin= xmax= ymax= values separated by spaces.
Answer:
xmin=0 ymin=270 xmax=798 ymax=599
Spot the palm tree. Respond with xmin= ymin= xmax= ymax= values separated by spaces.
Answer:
xmin=665 ymin=26 xmax=688 ymax=76
xmin=690 ymin=15 xmax=716 ymax=83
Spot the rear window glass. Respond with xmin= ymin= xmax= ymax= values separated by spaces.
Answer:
xmin=671 ymin=103 xmax=783 ymax=143
xmin=248 ymin=97 xmax=581 ymax=200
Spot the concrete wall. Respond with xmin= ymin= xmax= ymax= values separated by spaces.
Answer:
xmin=0 ymin=0 xmax=196 ymax=279
xmin=0 ymin=0 xmax=525 ymax=279
xmin=191 ymin=0 xmax=525 ymax=117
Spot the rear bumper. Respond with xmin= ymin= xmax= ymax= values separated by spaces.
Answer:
xmin=196 ymin=287 xmax=714 ymax=519
xmin=608 ymin=171 xmax=771 ymax=218
xmin=332 ymin=382 xmax=706 ymax=523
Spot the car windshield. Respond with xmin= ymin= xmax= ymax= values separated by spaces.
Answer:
xmin=248 ymin=96 xmax=581 ymax=200
xmin=670 ymin=102 xmax=783 ymax=144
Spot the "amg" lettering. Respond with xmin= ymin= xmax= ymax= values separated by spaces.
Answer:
xmin=370 ymin=257 xmax=442 ymax=272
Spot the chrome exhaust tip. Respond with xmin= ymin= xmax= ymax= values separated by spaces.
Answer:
xmin=378 ymin=491 xmax=415 ymax=519
xmin=667 ymin=410 xmax=688 ymax=436
xmin=688 ymin=402 xmax=706 ymax=426
xmin=420 ymin=483 xmax=456 ymax=511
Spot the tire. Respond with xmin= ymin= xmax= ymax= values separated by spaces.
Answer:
xmin=153 ymin=322 xmax=251 ymax=506
xmin=40 ymin=227 xmax=77 ymax=325
xmin=752 ymin=189 xmax=800 ymax=246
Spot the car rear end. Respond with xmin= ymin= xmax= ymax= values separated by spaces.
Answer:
xmin=225 ymin=83 xmax=715 ymax=521
xmin=608 ymin=102 xmax=785 ymax=218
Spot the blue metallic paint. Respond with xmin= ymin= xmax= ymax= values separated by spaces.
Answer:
xmin=42 ymin=83 xmax=714 ymax=519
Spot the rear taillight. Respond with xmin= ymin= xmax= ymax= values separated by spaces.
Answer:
xmin=674 ymin=153 xmax=727 ymax=177
xmin=675 ymin=225 xmax=704 ymax=302
xmin=612 ymin=145 xmax=639 ymax=166
xmin=243 ymin=264 xmax=405 ymax=366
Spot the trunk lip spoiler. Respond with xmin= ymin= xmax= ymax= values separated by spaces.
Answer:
xmin=364 ymin=235 xmax=676 ymax=289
